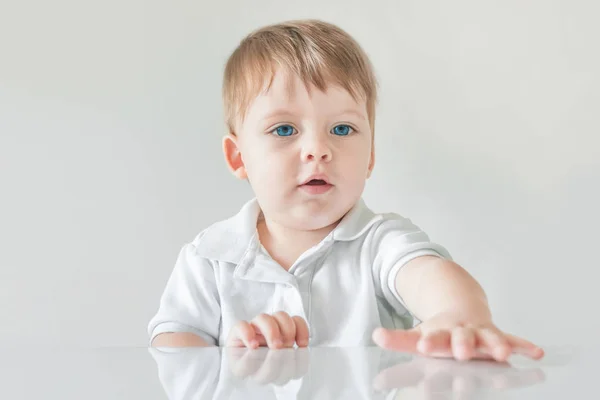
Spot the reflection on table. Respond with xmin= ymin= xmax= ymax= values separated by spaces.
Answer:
xmin=149 ymin=346 xmax=548 ymax=399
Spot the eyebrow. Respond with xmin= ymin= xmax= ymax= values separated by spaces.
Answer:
xmin=261 ymin=109 xmax=298 ymax=121
xmin=260 ymin=108 xmax=366 ymax=121
xmin=336 ymin=109 xmax=367 ymax=120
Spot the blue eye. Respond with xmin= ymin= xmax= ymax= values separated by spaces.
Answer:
xmin=331 ymin=124 xmax=353 ymax=136
xmin=272 ymin=125 xmax=296 ymax=137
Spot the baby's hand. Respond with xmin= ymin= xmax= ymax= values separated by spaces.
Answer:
xmin=226 ymin=311 xmax=309 ymax=349
xmin=372 ymin=311 xmax=544 ymax=362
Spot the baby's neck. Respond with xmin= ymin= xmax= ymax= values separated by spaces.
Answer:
xmin=257 ymin=215 xmax=339 ymax=271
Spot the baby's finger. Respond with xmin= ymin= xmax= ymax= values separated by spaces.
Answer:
xmin=418 ymin=330 xmax=451 ymax=355
xmin=272 ymin=311 xmax=296 ymax=348
xmin=252 ymin=314 xmax=283 ymax=349
xmin=451 ymin=327 xmax=476 ymax=361
xmin=228 ymin=320 xmax=259 ymax=348
xmin=476 ymin=328 xmax=511 ymax=362
xmin=504 ymin=333 xmax=545 ymax=359
xmin=292 ymin=316 xmax=310 ymax=347
xmin=372 ymin=327 xmax=421 ymax=353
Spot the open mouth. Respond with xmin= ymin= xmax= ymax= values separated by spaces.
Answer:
xmin=305 ymin=179 xmax=328 ymax=186
xmin=300 ymin=177 xmax=333 ymax=194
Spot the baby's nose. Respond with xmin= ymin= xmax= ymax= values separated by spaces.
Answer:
xmin=302 ymin=138 xmax=332 ymax=162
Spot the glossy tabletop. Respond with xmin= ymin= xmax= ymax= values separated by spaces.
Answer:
xmin=0 ymin=345 xmax=589 ymax=399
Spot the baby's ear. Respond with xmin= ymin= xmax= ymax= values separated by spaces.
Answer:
xmin=367 ymin=147 xmax=375 ymax=178
xmin=222 ymin=133 xmax=247 ymax=179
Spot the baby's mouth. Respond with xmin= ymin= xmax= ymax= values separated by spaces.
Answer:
xmin=299 ymin=177 xmax=333 ymax=194
xmin=305 ymin=179 xmax=328 ymax=186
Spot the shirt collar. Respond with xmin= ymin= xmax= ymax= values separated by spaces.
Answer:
xmin=194 ymin=197 xmax=382 ymax=265
xmin=332 ymin=197 xmax=382 ymax=241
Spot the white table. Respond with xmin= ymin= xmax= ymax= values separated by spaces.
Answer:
xmin=0 ymin=345 xmax=589 ymax=399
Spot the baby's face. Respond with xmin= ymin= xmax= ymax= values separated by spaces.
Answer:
xmin=226 ymin=68 xmax=374 ymax=231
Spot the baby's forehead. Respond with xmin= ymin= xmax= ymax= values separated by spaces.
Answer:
xmin=249 ymin=81 xmax=366 ymax=122
xmin=253 ymin=70 xmax=365 ymax=110
xmin=262 ymin=68 xmax=355 ymax=98
xmin=232 ymin=66 xmax=370 ymax=132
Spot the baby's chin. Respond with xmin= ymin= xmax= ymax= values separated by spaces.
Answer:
xmin=256 ymin=193 xmax=358 ymax=231
xmin=279 ymin=205 xmax=350 ymax=232
xmin=288 ymin=217 xmax=342 ymax=233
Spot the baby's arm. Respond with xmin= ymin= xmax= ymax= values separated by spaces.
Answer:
xmin=148 ymin=235 xmax=310 ymax=348
xmin=395 ymin=255 xmax=491 ymax=323
xmin=150 ymin=312 xmax=309 ymax=348
xmin=152 ymin=332 xmax=212 ymax=347
xmin=373 ymin=255 xmax=543 ymax=361
xmin=147 ymin=241 xmax=222 ymax=347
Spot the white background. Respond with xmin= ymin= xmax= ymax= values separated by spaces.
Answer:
xmin=1 ymin=0 xmax=598 ymax=347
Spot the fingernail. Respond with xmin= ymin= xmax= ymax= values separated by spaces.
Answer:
xmin=249 ymin=340 xmax=258 ymax=348
xmin=372 ymin=328 xmax=386 ymax=343
xmin=273 ymin=339 xmax=283 ymax=348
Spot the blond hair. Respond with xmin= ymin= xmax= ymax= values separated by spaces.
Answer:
xmin=222 ymin=19 xmax=378 ymax=135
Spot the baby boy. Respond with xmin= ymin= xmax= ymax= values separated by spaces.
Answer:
xmin=148 ymin=19 xmax=544 ymax=362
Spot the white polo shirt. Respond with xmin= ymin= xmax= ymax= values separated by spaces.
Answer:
xmin=147 ymin=198 xmax=452 ymax=347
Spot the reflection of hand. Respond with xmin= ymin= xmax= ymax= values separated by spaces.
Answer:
xmin=225 ymin=347 xmax=310 ymax=386
xmin=373 ymin=355 xmax=546 ymax=399
xmin=373 ymin=311 xmax=544 ymax=362
xmin=226 ymin=312 xmax=309 ymax=349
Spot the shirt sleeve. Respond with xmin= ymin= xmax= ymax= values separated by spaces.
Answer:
xmin=147 ymin=241 xmax=221 ymax=346
xmin=370 ymin=214 xmax=452 ymax=321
